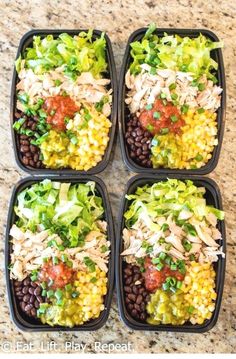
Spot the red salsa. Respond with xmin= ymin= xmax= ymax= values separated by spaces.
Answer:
xmin=139 ymin=99 xmax=184 ymax=135
xmin=143 ymin=257 xmax=185 ymax=292
xmin=43 ymin=95 xmax=79 ymax=131
xmin=39 ymin=260 xmax=74 ymax=289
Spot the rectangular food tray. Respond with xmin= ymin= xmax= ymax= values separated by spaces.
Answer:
xmin=118 ymin=27 xmax=226 ymax=174
xmin=116 ymin=174 xmax=226 ymax=332
xmin=5 ymin=175 xmax=115 ymax=331
xmin=11 ymin=29 xmax=118 ymax=175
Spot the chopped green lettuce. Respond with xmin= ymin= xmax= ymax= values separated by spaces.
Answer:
xmin=15 ymin=31 xmax=107 ymax=79
xmin=14 ymin=180 xmax=104 ymax=247
xmin=129 ymin=23 xmax=223 ymax=82
xmin=124 ymin=179 xmax=224 ymax=228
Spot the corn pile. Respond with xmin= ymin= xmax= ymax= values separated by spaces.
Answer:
xmin=40 ymin=105 xmax=111 ymax=171
xmin=182 ymin=262 xmax=216 ymax=325
xmin=40 ymin=267 xmax=108 ymax=327
xmin=151 ymin=109 xmax=218 ymax=169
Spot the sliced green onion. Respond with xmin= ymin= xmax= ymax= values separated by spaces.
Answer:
xmin=90 ymin=277 xmax=97 ymax=283
xmin=145 ymin=104 xmax=153 ymax=110
xmin=54 ymin=79 xmax=62 ymax=86
xmin=156 ymin=262 xmax=164 ymax=271
xmin=170 ymin=115 xmax=178 ymax=123
xmin=153 ymin=111 xmax=161 ymax=119
xmin=197 ymin=108 xmax=205 ymax=114
xmin=195 ymin=153 xmax=203 ymax=161
xmin=47 ymin=289 xmax=54 ymax=298
xmin=198 ymin=83 xmax=205 ymax=91
xmin=161 ymin=223 xmax=169 ymax=232
xmin=160 ymin=92 xmax=166 ymax=99
xmin=187 ymin=306 xmax=195 ymax=314
xmin=169 ymin=83 xmax=177 ymax=90
xmin=65 ymin=283 xmax=72 ymax=291
xmin=159 ymin=252 xmax=166 ymax=260
xmin=53 ymin=256 xmax=59 ymax=265
xmin=55 ymin=289 xmax=63 ymax=300
xmin=160 ymin=127 xmax=169 ymax=135
xmin=181 ymin=104 xmax=189 ymax=114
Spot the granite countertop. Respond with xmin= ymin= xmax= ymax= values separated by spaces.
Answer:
xmin=0 ymin=0 xmax=235 ymax=354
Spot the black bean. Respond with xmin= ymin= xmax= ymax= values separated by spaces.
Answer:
xmin=22 ymin=156 xmax=29 ymax=165
xmin=36 ymin=161 xmax=41 ymax=168
xmin=26 ymin=310 xmax=32 ymax=316
xmin=20 ymin=145 xmax=29 ymax=153
xmin=20 ymin=301 xmax=26 ymax=311
xmin=36 ymin=295 xmax=43 ymax=303
xmin=133 ymin=273 xmax=141 ymax=282
xmin=124 ymin=286 xmax=132 ymax=294
xmin=34 ymin=300 xmax=39 ymax=309
xmin=125 ymin=297 xmax=130 ymax=304
xmin=142 ymin=144 xmax=148 ymax=151
xmin=140 ymin=313 xmax=146 ymax=321
xmin=136 ymin=128 xmax=143 ymax=136
xmin=23 ymin=278 xmax=30 ymax=285
xmin=22 ymin=286 xmax=29 ymax=294
xmin=124 ymin=267 xmax=132 ymax=276
xmin=28 ymin=287 xmax=35 ymax=295
xmin=14 ymin=280 xmax=21 ymax=287
xmin=31 ymin=308 xmax=36 ymax=317
xmin=127 ymin=137 xmax=134 ymax=145
xmin=23 ymin=294 xmax=30 ymax=303
xmin=136 ymin=148 xmax=142 ymax=156
xmin=29 ymin=159 xmax=35 ymax=166
xmin=21 ymin=140 xmax=29 ymax=146
xmin=31 ymin=123 xmax=37 ymax=131
xmin=130 ymin=151 xmax=136 ymax=158
xmin=33 ymin=154 xmax=39 ymax=162
xmin=31 ymin=282 xmax=37 ymax=288
xmin=131 ymin=131 xmax=137 ymax=137
xmin=127 ymin=303 xmax=134 ymax=311
xmin=134 ymin=303 xmax=141 ymax=312
xmin=132 ymin=285 xmax=138 ymax=295
xmin=125 ymin=277 xmax=132 ymax=285
xmin=20 ymin=134 xmax=28 ymax=140
xmin=127 ymin=293 xmax=136 ymax=302
xmin=34 ymin=286 xmax=41 ymax=296
xmin=25 ymin=152 xmax=32 ymax=158
xmin=139 ymin=287 xmax=145 ymax=294
xmin=131 ymin=309 xmax=138 ymax=317
xmin=29 ymin=295 xmax=35 ymax=304
xmin=134 ymin=142 xmax=142 ymax=148
xmin=30 ymin=145 xmax=37 ymax=153
xmin=140 ymin=302 xmax=146 ymax=311
xmin=141 ymin=137 xmax=147 ymax=144
xmin=24 ymin=303 xmax=33 ymax=311
xmin=136 ymin=294 xmax=143 ymax=305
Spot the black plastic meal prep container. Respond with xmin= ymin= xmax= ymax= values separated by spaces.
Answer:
xmin=116 ymin=174 xmax=226 ymax=332
xmin=11 ymin=29 xmax=118 ymax=175
xmin=118 ymin=27 xmax=226 ymax=174
xmin=5 ymin=175 xmax=115 ymax=332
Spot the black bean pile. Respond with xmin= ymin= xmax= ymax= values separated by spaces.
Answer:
xmin=123 ymin=263 xmax=150 ymax=322
xmin=15 ymin=111 xmax=43 ymax=168
xmin=14 ymin=277 xmax=46 ymax=318
xmin=125 ymin=115 xmax=153 ymax=167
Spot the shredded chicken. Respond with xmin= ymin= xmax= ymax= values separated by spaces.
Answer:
xmin=16 ymin=66 xmax=112 ymax=117
xmin=10 ymin=221 xmax=110 ymax=281
xmin=125 ymin=65 xmax=222 ymax=114
xmin=121 ymin=213 xmax=224 ymax=264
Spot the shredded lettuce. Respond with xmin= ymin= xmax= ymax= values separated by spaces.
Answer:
xmin=124 ymin=179 xmax=224 ymax=228
xmin=129 ymin=23 xmax=223 ymax=82
xmin=14 ymin=180 xmax=104 ymax=247
xmin=16 ymin=31 xmax=107 ymax=79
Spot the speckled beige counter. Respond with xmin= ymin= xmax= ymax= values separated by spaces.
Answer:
xmin=0 ymin=0 xmax=235 ymax=354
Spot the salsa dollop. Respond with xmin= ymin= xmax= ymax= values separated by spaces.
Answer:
xmin=143 ymin=257 xmax=185 ymax=292
xmin=139 ymin=99 xmax=184 ymax=135
xmin=43 ymin=95 xmax=79 ymax=131
xmin=39 ymin=260 xmax=74 ymax=289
